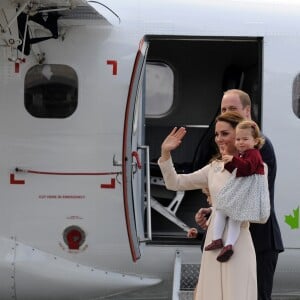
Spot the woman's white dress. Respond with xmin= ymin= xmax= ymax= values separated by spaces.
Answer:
xmin=158 ymin=157 xmax=257 ymax=300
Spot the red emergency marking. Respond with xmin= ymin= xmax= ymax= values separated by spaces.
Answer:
xmin=101 ymin=178 xmax=116 ymax=189
xmin=14 ymin=58 xmax=26 ymax=73
xmin=10 ymin=173 xmax=25 ymax=185
xmin=15 ymin=63 xmax=19 ymax=73
xmin=66 ymin=229 xmax=82 ymax=250
xmin=63 ymin=226 xmax=85 ymax=250
xmin=107 ymin=60 xmax=117 ymax=75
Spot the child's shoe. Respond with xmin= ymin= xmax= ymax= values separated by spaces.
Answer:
xmin=204 ymin=239 xmax=223 ymax=251
xmin=217 ymin=245 xmax=234 ymax=262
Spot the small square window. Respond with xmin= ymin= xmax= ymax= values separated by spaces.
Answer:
xmin=25 ymin=64 xmax=78 ymax=118
xmin=145 ymin=62 xmax=174 ymax=117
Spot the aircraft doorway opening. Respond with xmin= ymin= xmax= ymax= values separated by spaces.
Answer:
xmin=144 ymin=36 xmax=262 ymax=245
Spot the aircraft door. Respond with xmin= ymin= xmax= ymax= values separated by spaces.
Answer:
xmin=122 ymin=40 xmax=150 ymax=262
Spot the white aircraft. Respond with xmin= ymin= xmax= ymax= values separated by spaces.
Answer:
xmin=0 ymin=0 xmax=300 ymax=299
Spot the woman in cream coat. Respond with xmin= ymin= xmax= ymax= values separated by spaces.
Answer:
xmin=158 ymin=112 xmax=257 ymax=300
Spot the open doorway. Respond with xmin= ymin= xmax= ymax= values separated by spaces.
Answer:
xmin=144 ymin=36 xmax=263 ymax=244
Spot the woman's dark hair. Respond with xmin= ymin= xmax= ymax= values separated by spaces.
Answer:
xmin=215 ymin=111 xmax=245 ymax=129
xmin=211 ymin=111 xmax=245 ymax=161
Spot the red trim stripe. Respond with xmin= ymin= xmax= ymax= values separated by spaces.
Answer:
xmin=122 ymin=43 xmax=144 ymax=262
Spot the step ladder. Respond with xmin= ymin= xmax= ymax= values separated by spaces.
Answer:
xmin=172 ymin=251 xmax=200 ymax=300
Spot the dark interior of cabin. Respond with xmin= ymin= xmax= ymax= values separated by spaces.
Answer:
xmin=144 ymin=36 xmax=262 ymax=244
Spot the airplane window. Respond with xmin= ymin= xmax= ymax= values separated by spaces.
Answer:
xmin=24 ymin=64 xmax=78 ymax=118
xmin=145 ymin=62 xmax=174 ymax=117
xmin=292 ymin=74 xmax=300 ymax=118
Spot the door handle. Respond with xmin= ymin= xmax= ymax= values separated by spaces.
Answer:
xmin=138 ymin=145 xmax=152 ymax=241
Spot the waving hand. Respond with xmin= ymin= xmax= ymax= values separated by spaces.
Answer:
xmin=161 ymin=127 xmax=187 ymax=161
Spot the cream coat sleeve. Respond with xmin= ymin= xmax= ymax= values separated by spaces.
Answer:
xmin=158 ymin=156 xmax=210 ymax=191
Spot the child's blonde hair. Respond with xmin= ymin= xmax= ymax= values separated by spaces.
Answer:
xmin=236 ymin=120 xmax=265 ymax=149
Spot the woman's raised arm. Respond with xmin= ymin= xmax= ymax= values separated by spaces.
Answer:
xmin=160 ymin=127 xmax=187 ymax=161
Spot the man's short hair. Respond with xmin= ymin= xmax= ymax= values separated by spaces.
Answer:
xmin=224 ymin=89 xmax=251 ymax=108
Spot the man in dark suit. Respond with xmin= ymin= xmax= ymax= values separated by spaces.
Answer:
xmin=195 ymin=89 xmax=284 ymax=300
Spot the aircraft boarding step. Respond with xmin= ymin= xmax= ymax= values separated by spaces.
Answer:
xmin=178 ymin=263 xmax=200 ymax=300
xmin=172 ymin=251 xmax=200 ymax=300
